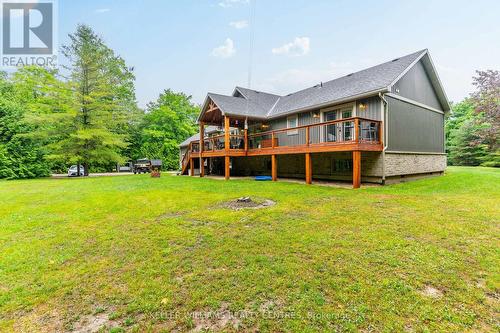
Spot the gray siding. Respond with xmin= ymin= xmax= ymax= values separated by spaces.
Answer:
xmin=392 ymin=60 xmax=443 ymax=110
xmin=387 ymin=96 xmax=444 ymax=153
xmin=356 ymin=96 xmax=381 ymax=120
xmin=269 ymin=111 xmax=320 ymax=147
xmin=268 ymin=97 xmax=381 ymax=146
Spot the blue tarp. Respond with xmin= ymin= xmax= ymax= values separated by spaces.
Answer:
xmin=255 ymin=176 xmax=272 ymax=181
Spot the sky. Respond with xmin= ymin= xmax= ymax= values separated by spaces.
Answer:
xmin=58 ymin=0 xmax=500 ymax=108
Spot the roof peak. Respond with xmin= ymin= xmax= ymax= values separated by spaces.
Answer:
xmin=231 ymin=50 xmax=428 ymax=100
xmin=201 ymin=49 xmax=445 ymax=120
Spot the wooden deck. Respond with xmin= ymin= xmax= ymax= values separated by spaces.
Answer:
xmin=181 ymin=116 xmax=383 ymax=188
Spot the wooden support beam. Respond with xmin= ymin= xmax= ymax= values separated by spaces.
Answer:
xmin=199 ymin=122 xmax=204 ymax=177
xmin=353 ymin=150 xmax=361 ymax=189
xmin=244 ymin=129 xmax=248 ymax=152
xmin=305 ymin=153 xmax=312 ymax=184
xmin=271 ymin=154 xmax=277 ymax=181
xmin=354 ymin=118 xmax=360 ymax=143
xmin=189 ymin=158 xmax=194 ymax=176
xmin=224 ymin=156 xmax=230 ymax=180
xmin=200 ymin=158 xmax=205 ymax=177
xmin=306 ymin=127 xmax=310 ymax=146
xmin=224 ymin=116 xmax=230 ymax=153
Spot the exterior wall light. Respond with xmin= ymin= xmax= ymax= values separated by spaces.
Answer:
xmin=359 ymin=103 xmax=367 ymax=111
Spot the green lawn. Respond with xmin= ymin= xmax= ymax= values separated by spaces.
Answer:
xmin=0 ymin=167 xmax=499 ymax=332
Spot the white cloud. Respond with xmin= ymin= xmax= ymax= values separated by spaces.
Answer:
xmin=254 ymin=61 xmax=363 ymax=94
xmin=218 ymin=0 xmax=249 ymax=8
xmin=229 ymin=20 xmax=248 ymax=29
xmin=211 ymin=38 xmax=236 ymax=59
xmin=272 ymin=37 xmax=310 ymax=57
xmin=95 ymin=8 xmax=110 ymax=13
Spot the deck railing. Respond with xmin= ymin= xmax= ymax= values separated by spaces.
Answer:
xmin=190 ymin=134 xmax=245 ymax=153
xmin=189 ymin=117 xmax=381 ymax=154
xmin=247 ymin=117 xmax=381 ymax=150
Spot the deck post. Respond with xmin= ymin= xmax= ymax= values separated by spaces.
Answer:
xmin=189 ymin=158 xmax=194 ymax=176
xmin=271 ymin=154 xmax=277 ymax=181
xmin=306 ymin=126 xmax=310 ymax=146
xmin=353 ymin=150 xmax=361 ymax=188
xmin=224 ymin=116 xmax=230 ymax=153
xmin=305 ymin=153 xmax=312 ymax=184
xmin=244 ymin=129 xmax=248 ymax=152
xmin=354 ymin=117 xmax=360 ymax=143
xmin=225 ymin=156 xmax=230 ymax=180
xmin=224 ymin=116 xmax=230 ymax=180
xmin=199 ymin=122 xmax=204 ymax=177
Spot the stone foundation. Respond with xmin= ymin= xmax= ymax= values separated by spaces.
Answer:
xmin=384 ymin=152 xmax=447 ymax=177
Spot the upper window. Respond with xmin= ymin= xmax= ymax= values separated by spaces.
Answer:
xmin=342 ymin=109 xmax=352 ymax=119
xmin=287 ymin=115 xmax=298 ymax=135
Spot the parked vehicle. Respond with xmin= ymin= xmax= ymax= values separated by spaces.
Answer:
xmin=133 ymin=158 xmax=151 ymax=174
xmin=67 ymin=165 xmax=86 ymax=177
xmin=118 ymin=162 xmax=133 ymax=172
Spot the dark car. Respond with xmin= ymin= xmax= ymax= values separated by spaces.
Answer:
xmin=133 ymin=158 xmax=151 ymax=174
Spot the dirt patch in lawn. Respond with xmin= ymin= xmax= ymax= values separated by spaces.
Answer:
xmin=72 ymin=312 xmax=119 ymax=333
xmin=420 ymin=285 xmax=444 ymax=298
xmin=221 ymin=197 xmax=276 ymax=210
xmin=190 ymin=302 xmax=241 ymax=332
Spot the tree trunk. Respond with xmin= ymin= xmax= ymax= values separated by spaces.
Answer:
xmin=77 ymin=164 xmax=81 ymax=177
xmin=83 ymin=162 xmax=89 ymax=176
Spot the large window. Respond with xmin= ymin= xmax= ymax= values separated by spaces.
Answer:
xmin=341 ymin=109 xmax=353 ymax=141
xmin=287 ymin=114 xmax=298 ymax=135
xmin=323 ymin=111 xmax=337 ymax=142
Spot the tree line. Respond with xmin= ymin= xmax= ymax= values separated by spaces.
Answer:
xmin=0 ymin=24 xmax=498 ymax=179
xmin=446 ymin=70 xmax=499 ymax=167
xmin=0 ymin=24 xmax=199 ymax=179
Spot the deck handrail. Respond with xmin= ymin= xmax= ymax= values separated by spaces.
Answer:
xmin=247 ymin=117 xmax=379 ymax=138
xmin=188 ymin=117 xmax=382 ymax=154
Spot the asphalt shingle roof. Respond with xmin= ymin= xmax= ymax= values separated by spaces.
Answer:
xmin=205 ymin=50 xmax=432 ymax=120
xmin=269 ymin=50 xmax=426 ymax=117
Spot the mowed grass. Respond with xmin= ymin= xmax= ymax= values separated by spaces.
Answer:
xmin=0 ymin=167 xmax=499 ymax=332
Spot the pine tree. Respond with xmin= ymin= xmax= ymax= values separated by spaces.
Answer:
xmin=52 ymin=24 xmax=137 ymax=175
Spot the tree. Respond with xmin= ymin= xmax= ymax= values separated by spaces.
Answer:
xmin=470 ymin=70 xmax=499 ymax=152
xmin=446 ymin=71 xmax=499 ymax=167
xmin=138 ymin=90 xmax=199 ymax=169
xmin=448 ymin=117 xmax=489 ymax=166
xmin=469 ymin=70 xmax=499 ymax=166
xmin=0 ymin=70 xmax=52 ymax=179
xmin=29 ymin=24 xmax=137 ymax=175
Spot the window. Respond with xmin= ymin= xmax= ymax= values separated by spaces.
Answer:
xmin=331 ymin=159 xmax=353 ymax=173
xmin=341 ymin=109 xmax=353 ymax=141
xmin=287 ymin=115 xmax=298 ymax=135
xmin=323 ymin=111 xmax=337 ymax=142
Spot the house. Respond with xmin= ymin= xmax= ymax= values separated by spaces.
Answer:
xmin=179 ymin=49 xmax=449 ymax=188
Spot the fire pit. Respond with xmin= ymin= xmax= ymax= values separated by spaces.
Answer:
xmin=222 ymin=197 xmax=276 ymax=210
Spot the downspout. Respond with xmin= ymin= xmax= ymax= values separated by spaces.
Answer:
xmin=379 ymin=92 xmax=388 ymax=184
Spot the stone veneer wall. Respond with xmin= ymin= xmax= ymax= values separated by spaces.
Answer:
xmin=384 ymin=153 xmax=446 ymax=177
